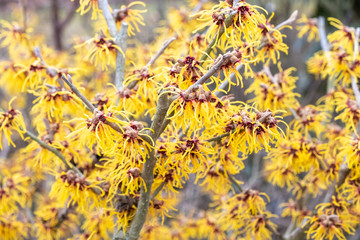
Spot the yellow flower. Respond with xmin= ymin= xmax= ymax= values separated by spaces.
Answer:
xmin=14 ymin=59 xmax=50 ymax=91
xmin=167 ymin=85 xmax=225 ymax=132
xmin=148 ymin=195 xmax=178 ymax=223
xmin=73 ymin=0 xmax=100 ymax=20
xmin=266 ymin=165 xmax=298 ymax=188
xmin=0 ymin=172 xmax=31 ymax=215
xmin=168 ymin=136 xmax=214 ymax=172
xmin=339 ymin=135 xmax=360 ymax=179
xmin=114 ymin=194 xmax=138 ymax=232
xmin=340 ymin=178 xmax=360 ymax=208
xmin=124 ymin=67 xmax=160 ymax=108
xmin=31 ymin=86 xmax=83 ymax=123
xmin=245 ymin=213 xmax=278 ymax=240
xmin=76 ymin=33 xmax=125 ymax=70
xmin=192 ymin=1 xmax=232 ymax=48
xmin=49 ymin=170 xmax=99 ymax=210
xmin=307 ymin=51 xmax=328 ymax=79
xmin=113 ymin=1 xmax=147 ymax=36
xmin=257 ymin=28 xmax=289 ymax=64
xmin=66 ymin=107 xmax=127 ymax=152
xmin=334 ymin=90 xmax=360 ymax=131
xmin=306 ymin=211 xmax=356 ymax=240
xmin=197 ymin=214 xmax=227 ymax=240
xmin=0 ymin=61 xmax=27 ymax=94
xmin=280 ymin=199 xmax=311 ymax=226
xmin=168 ymin=56 xmax=207 ymax=90
xmin=0 ymin=97 xmax=26 ymax=150
xmin=0 ymin=20 xmax=30 ymax=49
xmin=200 ymin=163 xmax=235 ymax=194
xmin=291 ymin=104 xmax=329 ymax=137
xmin=297 ymin=14 xmax=319 ymax=42
xmin=328 ymin=17 xmax=355 ymax=54
xmin=0 ymin=213 xmax=28 ymax=240
xmin=34 ymin=196 xmax=79 ymax=240
xmin=246 ymin=64 xmax=300 ymax=111
xmin=112 ymin=86 xmax=144 ymax=116
xmin=232 ymin=1 xmax=267 ymax=43
xmin=81 ymin=209 xmax=114 ymax=239
xmin=225 ymin=106 xmax=285 ymax=154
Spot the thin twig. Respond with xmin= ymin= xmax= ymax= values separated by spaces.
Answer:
xmin=115 ymin=22 xmax=128 ymax=89
xmin=126 ymin=93 xmax=170 ymax=240
xmin=351 ymin=28 xmax=360 ymax=107
xmin=275 ymin=10 xmax=298 ymax=30
xmin=61 ymin=74 xmax=129 ymax=140
xmin=24 ymin=130 xmax=83 ymax=176
xmin=61 ymin=74 xmax=96 ymax=112
xmin=248 ymin=152 xmax=263 ymax=187
xmin=317 ymin=17 xmax=329 ymax=52
xmin=318 ymin=16 xmax=335 ymax=94
xmin=206 ymin=132 xmax=230 ymax=142
xmin=127 ymin=37 xmax=176 ymax=90
xmin=228 ymin=174 xmax=243 ymax=193
xmin=151 ymin=182 xmax=165 ymax=200
xmin=186 ymin=52 xmax=232 ymax=93
xmin=323 ymin=165 xmax=350 ymax=203
xmin=145 ymin=37 xmax=177 ymax=68
xmin=191 ymin=0 xmax=207 ymax=13
xmin=98 ymin=0 xmax=117 ymax=37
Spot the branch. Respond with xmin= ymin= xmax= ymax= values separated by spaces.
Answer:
xmin=267 ymin=223 xmax=285 ymax=240
xmin=61 ymin=74 xmax=96 ymax=112
xmin=317 ymin=16 xmax=336 ymax=94
xmin=318 ymin=17 xmax=329 ymax=52
xmin=186 ymin=52 xmax=232 ymax=93
xmin=351 ymin=76 xmax=360 ymax=108
xmin=284 ymin=220 xmax=308 ymax=240
xmin=191 ymin=0 xmax=207 ymax=13
xmin=24 ymin=130 xmax=83 ymax=176
xmin=151 ymin=182 xmax=165 ymax=200
xmin=206 ymin=132 xmax=230 ymax=142
xmin=228 ymin=173 xmax=243 ymax=193
xmin=275 ymin=10 xmax=298 ymax=30
xmin=58 ymin=0 xmax=77 ymax=29
xmin=351 ymin=28 xmax=360 ymax=108
xmin=115 ymin=22 xmax=128 ymax=89
xmin=126 ymin=93 xmax=171 ymax=240
xmin=127 ymin=37 xmax=176 ymax=90
xmin=323 ymin=165 xmax=350 ymax=203
xmin=60 ymin=74 xmax=129 ymax=140
xmin=126 ymin=148 xmax=155 ymax=240
xmin=145 ymin=37 xmax=176 ymax=68
xmin=98 ymin=0 xmax=117 ymax=37
xmin=150 ymin=93 xmax=171 ymax=139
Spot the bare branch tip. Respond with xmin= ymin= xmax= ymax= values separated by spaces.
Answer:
xmin=290 ymin=10 xmax=298 ymax=22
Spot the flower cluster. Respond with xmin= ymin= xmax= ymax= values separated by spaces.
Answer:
xmin=2 ymin=0 xmax=360 ymax=240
